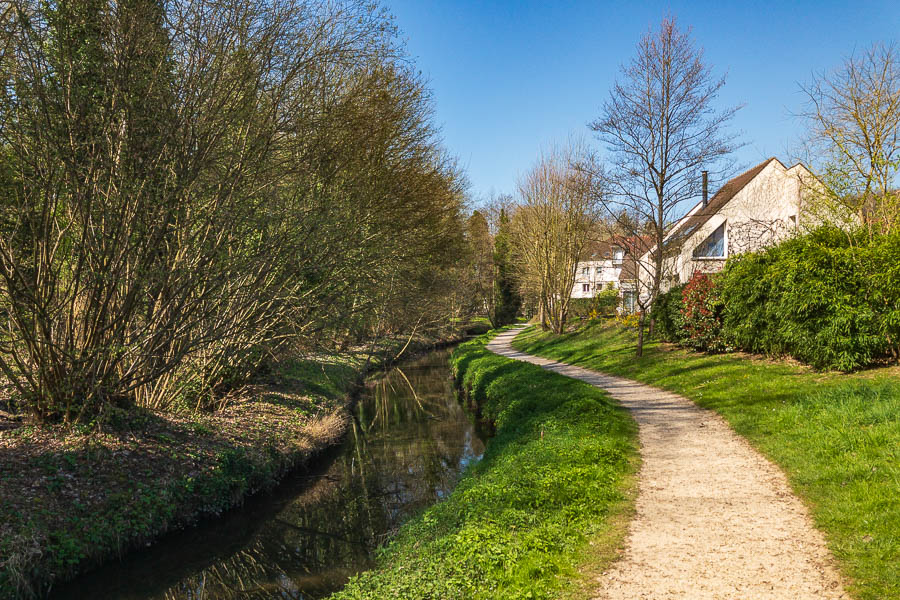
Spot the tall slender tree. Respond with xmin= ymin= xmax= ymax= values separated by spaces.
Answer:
xmin=491 ymin=208 xmax=521 ymax=327
xmin=590 ymin=17 xmax=741 ymax=355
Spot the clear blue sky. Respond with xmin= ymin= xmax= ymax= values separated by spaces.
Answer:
xmin=384 ymin=0 xmax=900 ymax=202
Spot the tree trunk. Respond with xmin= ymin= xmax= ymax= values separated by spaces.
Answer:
xmin=636 ymin=310 xmax=645 ymax=357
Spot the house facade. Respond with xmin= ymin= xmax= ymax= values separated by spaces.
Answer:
xmin=571 ymin=158 xmax=814 ymax=311
xmin=571 ymin=241 xmax=627 ymax=299
xmin=658 ymin=158 xmax=813 ymax=289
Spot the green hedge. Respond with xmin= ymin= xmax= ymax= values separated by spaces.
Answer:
xmin=652 ymin=227 xmax=900 ymax=371
xmin=650 ymin=283 xmax=685 ymax=344
xmin=718 ymin=227 xmax=899 ymax=371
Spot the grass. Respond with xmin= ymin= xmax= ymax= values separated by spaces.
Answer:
xmin=329 ymin=329 xmax=639 ymax=600
xmin=514 ymin=322 xmax=900 ymax=600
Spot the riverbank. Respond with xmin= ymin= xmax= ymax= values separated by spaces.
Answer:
xmin=0 ymin=331 xmax=474 ymax=600
xmin=329 ymin=328 xmax=639 ymax=600
xmin=514 ymin=322 xmax=900 ymax=600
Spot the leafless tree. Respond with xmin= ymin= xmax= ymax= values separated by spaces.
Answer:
xmin=510 ymin=142 xmax=602 ymax=334
xmin=590 ymin=17 xmax=741 ymax=355
xmin=0 ymin=0 xmax=468 ymax=421
xmin=798 ymin=42 xmax=900 ymax=236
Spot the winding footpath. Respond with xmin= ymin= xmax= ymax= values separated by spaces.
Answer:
xmin=487 ymin=327 xmax=848 ymax=600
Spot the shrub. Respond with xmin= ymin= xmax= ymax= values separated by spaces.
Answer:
xmin=718 ymin=226 xmax=899 ymax=371
xmin=650 ymin=283 xmax=685 ymax=343
xmin=570 ymin=284 xmax=621 ymax=323
xmin=680 ymin=272 xmax=726 ymax=352
xmin=590 ymin=283 xmax=621 ymax=319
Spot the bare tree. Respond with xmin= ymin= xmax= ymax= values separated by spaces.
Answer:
xmin=0 ymin=0 xmax=468 ymax=421
xmin=511 ymin=142 xmax=602 ymax=334
xmin=798 ymin=42 xmax=900 ymax=236
xmin=590 ymin=17 xmax=741 ymax=355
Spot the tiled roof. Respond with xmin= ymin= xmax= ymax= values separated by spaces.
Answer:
xmin=665 ymin=158 xmax=777 ymax=246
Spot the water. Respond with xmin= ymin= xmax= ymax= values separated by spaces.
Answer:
xmin=50 ymin=348 xmax=485 ymax=600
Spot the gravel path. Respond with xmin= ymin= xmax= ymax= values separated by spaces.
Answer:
xmin=487 ymin=327 xmax=849 ymax=600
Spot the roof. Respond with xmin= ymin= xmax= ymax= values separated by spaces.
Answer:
xmin=582 ymin=235 xmax=643 ymax=260
xmin=614 ymin=236 xmax=653 ymax=282
xmin=664 ymin=158 xmax=778 ymax=246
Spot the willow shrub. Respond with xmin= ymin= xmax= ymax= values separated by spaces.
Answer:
xmin=718 ymin=227 xmax=900 ymax=371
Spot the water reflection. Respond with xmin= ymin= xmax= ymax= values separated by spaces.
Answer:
xmin=50 ymin=348 xmax=484 ymax=600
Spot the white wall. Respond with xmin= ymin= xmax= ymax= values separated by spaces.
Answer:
xmin=663 ymin=160 xmax=810 ymax=289
xmin=571 ymin=259 xmax=622 ymax=298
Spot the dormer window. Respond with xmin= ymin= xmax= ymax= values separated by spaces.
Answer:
xmin=693 ymin=223 xmax=726 ymax=259
xmin=612 ymin=248 xmax=624 ymax=264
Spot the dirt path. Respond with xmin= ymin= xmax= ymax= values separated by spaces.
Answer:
xmin=487 ymin=327 xmax=848 ymax=600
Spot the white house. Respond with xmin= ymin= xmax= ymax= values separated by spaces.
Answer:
xmin=634 ymin=157 xmax=815 ymax=297
xmin=571 ymin=240 xmax=627 ymax=299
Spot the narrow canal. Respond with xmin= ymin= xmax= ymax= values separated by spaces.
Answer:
xmin=50 ymin=347 xmax=485 ymax=600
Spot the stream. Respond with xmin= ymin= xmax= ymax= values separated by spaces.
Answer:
xmin=50 ymin=347 xmax=485 ymax=600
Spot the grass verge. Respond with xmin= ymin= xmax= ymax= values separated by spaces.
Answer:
xmin=329 ymin=329 xmax=638 ymax=600
xmin=514 ymin=322 xmax=900 ymax=600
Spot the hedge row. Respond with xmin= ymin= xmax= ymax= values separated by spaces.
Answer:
xmin=652 ymin=227 xmax=900 ymax=371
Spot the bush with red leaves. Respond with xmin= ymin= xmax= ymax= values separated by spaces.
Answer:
xmin=680 ymin=272 xmax=727 ymax=352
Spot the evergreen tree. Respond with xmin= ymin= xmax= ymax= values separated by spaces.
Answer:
xmin=491 ymin=208 xmax=521 ymax=326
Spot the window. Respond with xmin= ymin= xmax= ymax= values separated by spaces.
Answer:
xmin=596 ymin=266 xmax=603 ymax=275
xmin=693 ymin=223 xmax=725 ymax=258
xmin=582 ymin=267 xmax=589 ymax=275
xmin=612 ymin=248 xmax=624 ymax=263
xmin=623 ymin=291 xmax=636 ymax=313
xmin=582 ymin=283 xmax=590 ymax=293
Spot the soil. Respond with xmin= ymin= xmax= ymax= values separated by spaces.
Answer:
xmin=488 ymin=327 xmax=849 ymax=600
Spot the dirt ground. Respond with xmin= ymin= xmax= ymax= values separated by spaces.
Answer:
xmin=488 ymin=327 xmax=848 ymax=600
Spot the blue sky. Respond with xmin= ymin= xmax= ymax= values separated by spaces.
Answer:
xmin=384 ymin=0 xmax=900 ymax=203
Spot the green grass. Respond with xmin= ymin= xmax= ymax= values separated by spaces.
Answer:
xmin=514 ymin=322 xmax=900 ymax=600
xmin=330 ymin=329 xmax=639 ymax=600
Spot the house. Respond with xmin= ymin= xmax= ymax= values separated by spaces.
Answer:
xmin=571 ymin=239 xmax=627 ymax=299
xmin=634 ymin=157 xmax=814 ymax=298
xmin=572 ymin=236 xmax=652 ymax=314
xmin=572 ymin=158 xmax=814 ymax=312
xmin=660 ymin=158 xmax=813 ymax=288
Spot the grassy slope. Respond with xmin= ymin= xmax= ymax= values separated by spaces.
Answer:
xmin=330 ymin=330 xmax=639 ymax=600
xmin=514 ymin=323 xmax=900 ymax=600
xmin=0 ymin=355 xmax=361 ymax=599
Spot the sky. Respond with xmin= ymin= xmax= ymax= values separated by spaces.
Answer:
xmin=383 ymin=0 xmax=900 ymax=203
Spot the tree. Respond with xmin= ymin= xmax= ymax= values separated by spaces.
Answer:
xmin=0 ymin=0 xmax=468 ymax=421
xmin=798 ymin=42 xmax=900 ymax=236
xmin=466 ymin=210 xmax=494 ymax=317
xmin=491 ymin=208 xmax=522 ymax=327
xmin=511 ymin=142 xmax=601 ymax=335
xmin=590 ymin=17 xmax=741 ymax=355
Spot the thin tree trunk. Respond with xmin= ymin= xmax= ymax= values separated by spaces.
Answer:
xmin=636 ymin=310 xmax=645 ymax=357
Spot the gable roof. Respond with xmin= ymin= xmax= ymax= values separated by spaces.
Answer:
xmin=664 ymin=157 xmax=778 ymax=246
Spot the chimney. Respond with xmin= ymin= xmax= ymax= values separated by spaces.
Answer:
xmin=701 ymin=171 xmax=709 ymax=208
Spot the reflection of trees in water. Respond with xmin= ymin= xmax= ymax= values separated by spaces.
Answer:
xmin=139 ymin=350 xmax=484 ymax=600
